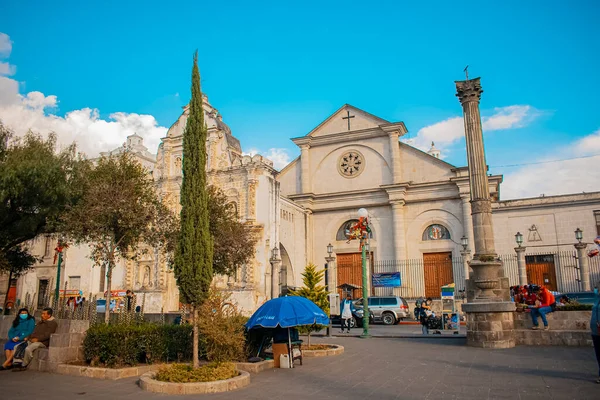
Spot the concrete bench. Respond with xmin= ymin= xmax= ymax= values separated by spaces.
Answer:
xmin=514 ymin=310 xmax=593 ymax=346
xmin=0 ymin=316 xmax=89 ymax=371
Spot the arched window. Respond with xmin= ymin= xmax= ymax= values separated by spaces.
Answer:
xmin=422 ymin=224 xmax=451 ymax=241
xmin=336 ymin=219 xmax=374 ymax=241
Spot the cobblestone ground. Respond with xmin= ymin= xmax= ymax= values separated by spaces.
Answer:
xmin=0 ymin=337 xmax=598 ymax=400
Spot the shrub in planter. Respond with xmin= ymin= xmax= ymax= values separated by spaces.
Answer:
xmin=556 ymin=304 xmax=593 ymax=311
xmin=197 ymin=289 xmax=247 ymax=363
xmin=154 ymin=362 xmax=238 ymax=383
xmin=83 ymin=323 xmax=194 ymax=368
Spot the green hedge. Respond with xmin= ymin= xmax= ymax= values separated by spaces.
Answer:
xmin=83 ymin=323 xmax=195 ymax=368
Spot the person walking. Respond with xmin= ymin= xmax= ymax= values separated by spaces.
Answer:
xmin=591 ymin=287 xmax=600 ymax=383
xmin=420 ymin=298 xmax=433 ymax=335
xmin=339 ymin=294 xmax=355 ymax=334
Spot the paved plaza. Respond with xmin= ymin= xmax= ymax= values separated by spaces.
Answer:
xmin=1 ymin=336 xmax=598 ymax=399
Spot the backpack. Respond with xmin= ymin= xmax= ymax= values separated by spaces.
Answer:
xmin=415 ymin=298 xmax=423 ymax=308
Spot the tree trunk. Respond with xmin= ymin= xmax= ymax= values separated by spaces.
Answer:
xmin=192 ymin=305 xmax=199 ymax=368
xmin=105 ymin=261 xmax=112 ymax=324
xmin=3 ymin=269 xmax=13 ymax=314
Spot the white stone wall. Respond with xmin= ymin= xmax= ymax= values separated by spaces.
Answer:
xmin=492 ymin=193 xmax=600 ymax=255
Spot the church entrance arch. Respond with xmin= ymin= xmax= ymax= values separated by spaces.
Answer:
xmin=279 ymin=244 xmax=294 ymax=295
xmin=423 ymin=252 xmax=453 ymax=299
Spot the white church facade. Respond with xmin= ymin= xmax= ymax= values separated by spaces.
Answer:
xmin=4 ymin=99 xmax=600 ymax=314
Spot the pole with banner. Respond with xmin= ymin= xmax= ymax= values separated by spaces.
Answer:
xmin=53 ymin=241 xmax=68 ymax=307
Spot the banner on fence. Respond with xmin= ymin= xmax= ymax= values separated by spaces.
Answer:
xmin=372 ymin=272 xmax=401 ymax=287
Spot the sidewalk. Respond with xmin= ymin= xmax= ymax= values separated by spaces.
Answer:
xmin=1 ymin=337 xmax=598 ymax=399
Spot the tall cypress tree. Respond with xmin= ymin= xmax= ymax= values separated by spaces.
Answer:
xmin=173 ymin=51 xmax=213 ymax=368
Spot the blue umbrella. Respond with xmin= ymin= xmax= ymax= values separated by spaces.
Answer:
xmin=245 ymin=296 xmax=329 ymax=329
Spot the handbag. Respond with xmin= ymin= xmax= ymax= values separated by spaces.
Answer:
xmin=12 ymin=341 xmax=27 ymax=363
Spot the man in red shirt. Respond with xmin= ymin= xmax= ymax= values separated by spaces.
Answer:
xmin=530 ymin=286 xmax=556 ymax=330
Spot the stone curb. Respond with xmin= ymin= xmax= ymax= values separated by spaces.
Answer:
xmin=235 ymin=359 xmax=274 ymax=373
xmin=139 ymin=370 xmax=251 ymax=395
xmin=303 ymin=344 xmax=344 ymax=357
xmin=56 ymin=363 xmax=165 ymax=380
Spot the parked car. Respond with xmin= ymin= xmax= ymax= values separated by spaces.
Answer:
xmin=96 ymin=299 xmax=116 ymax=313
xmin=354 ymin=296 xmax=410 ymax=325
xmin=558 ymin=291 xmax=597 ymax=305
xmin=331 ymin=307 xmax=373 ymax=329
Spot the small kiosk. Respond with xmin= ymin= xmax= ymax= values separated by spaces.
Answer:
xmin=441 ymin=283 xmax=460 ymax=334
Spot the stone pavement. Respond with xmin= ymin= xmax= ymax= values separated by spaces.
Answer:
xmin=0 ymin=337 xmax=598 ymax=400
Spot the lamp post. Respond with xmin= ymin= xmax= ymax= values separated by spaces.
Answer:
xmin=514 ymin=232 xmax=527 ymax=286
xmin=573 ymin=228 xmax=591 ymax=291
xmin=460 ymin=235 xmax=471 ymax=284
xmin=357 ymin=208 xmax=371 ymax=338
xmin=270 ymin=247 xmax=282 ymax=299
xmin=325 ymin=243 xmax=335 ymax=337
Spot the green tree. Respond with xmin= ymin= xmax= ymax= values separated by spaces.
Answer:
xmin=208 ymin=186 xmax=257 ymax=276
xmin=0 ymin=123 xmax=88 ymax=309
xmin=172 ymin=51 xmax=213 ymax=368
xmin=290 ymin=263 xmax=330 ymax=346
xmin=62 ymin=151 xmax=176 ymax=323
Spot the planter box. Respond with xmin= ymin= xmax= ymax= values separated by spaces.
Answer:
xmin=56 ymin=363 xmax=165 ymax=380
xmin=139 ymin=370 xmax=250 ymax=394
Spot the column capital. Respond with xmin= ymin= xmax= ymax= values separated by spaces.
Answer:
xmin=574 ymin=242 xmax=588 ymax=250
xmin=514 ymin=246 xmax=526 ymax=254
xmin=325 ymin=256 xmax=336 ymax=263
xmin=299 ymin=143 xmax=311 ymax=150
xmin=455 ymin=78 xmax=483 ymax=105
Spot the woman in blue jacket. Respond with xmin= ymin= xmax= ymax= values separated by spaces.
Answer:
xmin=591 ymin=289 xmax=600 ymax=383
xmin=1 ymin=308 xmax=35 ymax=370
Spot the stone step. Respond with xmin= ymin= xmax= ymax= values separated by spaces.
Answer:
xmin=514 ymin=329 xmax=593 ymax=346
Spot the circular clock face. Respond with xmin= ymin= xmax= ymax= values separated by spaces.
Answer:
xmin=338 ymin=151 xmax=365 ymax=178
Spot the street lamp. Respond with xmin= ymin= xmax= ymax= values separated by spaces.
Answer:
xmin=324 ymin=244 xmax=336 ymax=337
xmin=515 ymin=232 xmax=524 ymax=247
xmin=270 ymin=247 xmax=281 ymax=299
xmin=357 ymin=208 xmax=371 ymax=338
xmin=575 ymin=228 xmax=583 ymax=243
xmin=271 ymin=247 xmax=279 ymax=260
xmin=461 ymin=235 xmax=468 ymax=251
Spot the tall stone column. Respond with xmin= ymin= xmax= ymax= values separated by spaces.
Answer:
xmin=456 ymin=77 xmax=515 ymax=349
xmin=575 ymin=243 xmax=591 ymax=291
xmin=300 ymin=144 xmax=311 ymax=193
xmin=388 ymin=132 xmax=402 ymax=183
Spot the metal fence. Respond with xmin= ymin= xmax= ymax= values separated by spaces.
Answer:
xmin=373 ymin=249 xmax=600 ymax=299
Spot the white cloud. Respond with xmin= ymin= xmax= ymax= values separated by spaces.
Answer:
xmin=0 ymin=32 xmax=167 ymax=157
xmin=244 ymin=147 xmax=292 ymax=170
xmin=482 ymin=105 xmax=539 ymax=131
xmin=0 ymin=61 xmax=15 ymax=76
xmin=0 ymin=33 xmax=12 ymax=56
xmin=501 ymin=128 xmax=600 ymax=199
xmin=409 ymin=105 xmax=541 ymax=156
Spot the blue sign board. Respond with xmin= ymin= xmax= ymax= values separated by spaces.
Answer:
xmin=372 ymin=272 xmax=401 ymax=288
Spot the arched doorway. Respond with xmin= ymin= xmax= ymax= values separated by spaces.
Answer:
xmin=279 ymin=244 xmax=294 ymax=296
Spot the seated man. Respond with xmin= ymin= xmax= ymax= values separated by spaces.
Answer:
xmin=13 ymin=307 xmax=58 ymax=371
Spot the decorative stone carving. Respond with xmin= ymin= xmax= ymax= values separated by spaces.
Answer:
xmin=338 ymin=150 xmax=365 ymax=178
xmin=455 ymin=78 xmax=483 ymax=104
xmin=471 ymin=201 xmax=492 ymax=214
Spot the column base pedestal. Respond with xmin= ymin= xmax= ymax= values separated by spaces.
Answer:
xmin=462 ymin=301 xmax=516 ymax=349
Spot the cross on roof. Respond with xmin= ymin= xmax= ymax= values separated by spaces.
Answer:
xmin=342 ymin=110 xmax=355 ymax=131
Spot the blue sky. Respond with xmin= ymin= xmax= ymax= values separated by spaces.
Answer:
xmin=0 ymin=1 xmax=599 ymax=198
